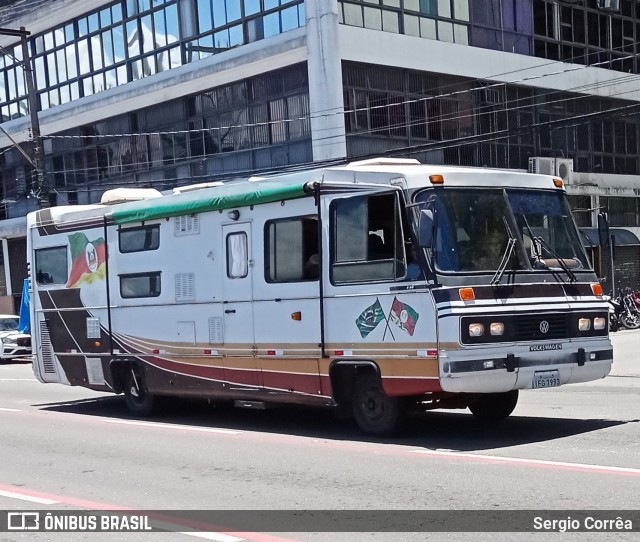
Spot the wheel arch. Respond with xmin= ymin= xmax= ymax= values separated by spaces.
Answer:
xmin=328 ymin=359 xmax=380 ymax=406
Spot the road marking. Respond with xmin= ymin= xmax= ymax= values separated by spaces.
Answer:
xmin=412 ymin=449 xmax=640 ymax=476
xmin=0 ymin=407 xmax=21 ymax=412
xmin=0 ymin=489 xmax=59 ymax=505
xmin=103 ymin=419 xmax=241 ymax=435
xmin=0 ymin=378 xmax=37 ymax=381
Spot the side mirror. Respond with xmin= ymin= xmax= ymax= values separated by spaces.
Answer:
xmin=418 ymin=209 xmax=435 ymax=248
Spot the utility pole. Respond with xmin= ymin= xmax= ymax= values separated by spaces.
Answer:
xmin=0 ymin=26 xmax=48 ymax=208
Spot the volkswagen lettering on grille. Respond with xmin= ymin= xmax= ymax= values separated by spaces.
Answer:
xmin=530 ymin=343 xmax=562 ymax=351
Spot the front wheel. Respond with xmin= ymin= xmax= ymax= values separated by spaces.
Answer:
xmin=123 ymin=366 xmax=156 ymax=417
xmin=621 ymin=313 xmax=640 ymax=329
xmin=352 ymin=373 xmax=403 ymax=436
xmin=469 ymin=390 xmax=518 ymax=423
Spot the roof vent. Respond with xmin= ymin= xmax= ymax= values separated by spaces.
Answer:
xmin=100 ymin=188 xmax=163 ymax=204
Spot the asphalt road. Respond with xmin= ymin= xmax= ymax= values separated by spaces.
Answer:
xmin=0 ymin=330 xmax=639 ymax=541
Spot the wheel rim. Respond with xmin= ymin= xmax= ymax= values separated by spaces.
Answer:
xmin=359 ymin=386 xmax=385 ymax=422
xmin=128 ymin=373 xmax=145 ymax=405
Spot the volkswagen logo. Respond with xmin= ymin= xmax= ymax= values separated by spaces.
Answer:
xmin=539 ymin=320 xmax=550 ymax=334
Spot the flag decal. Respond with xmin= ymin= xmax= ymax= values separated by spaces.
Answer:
xmin=355 ymin=298 xmax=385 ymax=338
xmin=66 ymin=233 xmax=106 ymax=288
xmin=390 ymin=297 xmax=419 ymax=336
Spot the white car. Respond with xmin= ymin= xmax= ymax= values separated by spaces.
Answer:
xmin=0 ymin=315 xmax=31 ymax=362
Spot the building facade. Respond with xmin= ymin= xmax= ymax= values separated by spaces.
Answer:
xmin=1 ymin=0 xmax=639 ymax=310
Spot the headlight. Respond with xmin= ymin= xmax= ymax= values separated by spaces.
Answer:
xmin=490 ymin=322 xmax=504 ymax=336
xmin=469 ymin=323 xmax=484 ymax=337
xmin=593 ymin=317 xmax=606 ymax=330
xmin=578 ymin=318 xmax=591 ymax=331
xmin=3 ymin=336 xmax=16 ymax=345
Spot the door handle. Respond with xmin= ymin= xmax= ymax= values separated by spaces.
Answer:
xmin=224 ymin=309 xmax=236 ymax=314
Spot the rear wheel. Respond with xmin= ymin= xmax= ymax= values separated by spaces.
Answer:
xmin=469 ymin=390 xmax=518 ymax=422
xmin=621 ymin=313 xmax=640 ymax=329
xmin=352 ymin=373 xmax=402 ymax=436
xmin=123 ymin=366 xmax=155 ymax=417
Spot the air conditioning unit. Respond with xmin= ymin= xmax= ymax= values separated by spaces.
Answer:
xmin=599 ymin=0 xmax=620 ymax=10
xmin=527 ymin=157 xmax=574 ymax=183
xmin=528 ymin=157 xmax=555 ymax=176
xmin=555 ymin=158 xmax=574 ymax=184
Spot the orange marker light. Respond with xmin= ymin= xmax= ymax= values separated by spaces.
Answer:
xmin=591 ymin=283 xmax=603 ymax=296
xmin=459 ymin=287 xmax=475 ymax=301
xmin=553 ymin=178 xmax=564 ymax=188
xmin=94 ymin=341 xmax=101 ymax=347
xmin=291 ymin=311 xmax=302 ymax=321
xmin=429 ymin=174 xmax=444 ymax=185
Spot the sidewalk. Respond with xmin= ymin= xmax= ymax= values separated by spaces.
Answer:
xmin=610 ymin=327 xmax=640 ymax=377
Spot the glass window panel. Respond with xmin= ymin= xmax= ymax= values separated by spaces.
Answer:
xmin=112 ymin=3 xmax=123 ymax=22
xmin=54 ymin=27 xmax=66 ymax=47
xmin=40 ymin=91 xmax=50 ymax=110
xmin=404 ymin=14 xmax=420 ymax=36
xmin=226 ymin=233 xmax=248 ymax=278
xmin=132 ymin=59 xmax=143 ymax=79
xmin=214 ymin=29 xmax=230 ymax=49
xmin=89 ymin=13 xmax=100 ymax=33
xmin=437 ymin=0 xmax=451 ymax=18
xmin=77 ymin=38 xmax=91 ymax=74
xmin=77 ymin=16 xmax=89 ymax=38
xmin=35 ymin=247 xmax=68 ymax=285
xmin=49 ymin=89 xmax=59 ymax=107
xmin=264 ymin=13 xmax=280 ymax=36
xmin=102 ymin=30 xmax=114 ymax=66
xmin=120 ymin=273 xmax=161 ymax=298
xmin=227 ymin=0 xmax=241 ymax=22
xmin=168 ymin=45 xmax=181 ymax=68
xmin=165 ymin=4 xmax=179 ymax=42
xmin=247 ymin=18 xmax=264 ymax=42
xmin=44 ymin=32 xmax=55 ymax=50
xmin=34 ymin=56 xmax=47 ymax=89
xmin=119 ymin=225 xmax=160 ymax=253
xmin=94 ymin=73 xmax=105 ymax=92
xmin=83 ymin=76 xmax=94 ymax=95
xmin=265 ymin=0 xmax=279 ymax=9
xmin=65 ymin=45 xmax=78 ymax=78
xmin=281 ymin=6 xmax=299 ymax=31
xmin=126 ymin=0 xmax=138 ymax=16
xmin=382 ymin=10 xmax=399 ymax=32
xmin=105 ymin=68 xmax=117 ymax=88
xmin=364 ymin=7 xmax=382 ymax=30
xmin=46 ymin=53 xmax=58 ymax=85
xmin=229 ymin=24 xmax=243 ymax=46
xmin=65 ymin=24 xmax=75 ymax=43
xmin=213 ymin=1 xmax=227 ymax=27
xmin=127 ymin=21 xmax=140 ymax=56
xmin=154 ymin=9 xmax=168 ymax=47
xmin=70 ymin=81 xmax=80 ymax=100
xmin=157 ymin=50 xmax=169 ymax=71
xmin=298 ymin=3 xmax=305 ymax=26
xmin=116 ymin=64 xmax=128 ymax=84
xmin=453 ymin=23 xmax=468 ymax=44
xmin=453 ymin=0 xmax=468 ymax=21
xmin=139 ymin=0 xmax=152 ymax=11
xmin=343 ymin=4 xmax=364 ymax=27
xmin=405 ymin=0 xmax=419 ymax=10
xmin=60 ymin=84 xmax=71 ymax=104
xmin=92 ymin=35 xmax=104 ymax=69
xmin=438 ymin=20 xmax=454 ymax=42
xmin=35 ymin=35 xmax=45 ymax=54
xmin=383 ymin=0 xmax=400 ymax=7
xmin=198 ymin=0 xmax=213 ymax=32
xmin=141 ymin=15 xmax=154 ymax=53
xmin=245 ymin=0 xmax=260 ymax=16
xmin=113 ymin=25 xmax=126 ymax=61
xmin=56 ymin=48 xmax=68 ymax=81
xmin=100 ymin=7 xmax=112 ymax=27
xmin=420 ymin=17 xmax=436 ymax=39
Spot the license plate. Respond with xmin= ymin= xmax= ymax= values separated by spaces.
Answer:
xmin=532 ymin=370 xmax=561 ymax=389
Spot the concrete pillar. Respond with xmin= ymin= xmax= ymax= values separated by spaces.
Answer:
xmin=305 ymin=0 xmax=347 ymax=161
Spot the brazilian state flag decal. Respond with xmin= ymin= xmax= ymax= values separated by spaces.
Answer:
xmin=66 ymin=233 xmax=106 ymax=288
xmin=390 ymin=297 xmax=419 ymax=336
xmin=355 ymin=298 xmax=385 ymax=338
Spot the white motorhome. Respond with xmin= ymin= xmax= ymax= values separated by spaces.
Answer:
xmin=27 ymin=158 xmax=612 ymax=435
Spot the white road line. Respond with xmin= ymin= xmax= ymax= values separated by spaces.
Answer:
xmin=103 ymin=419 xmax=241 ymax=435
xmin=0 ymin=378 xmax=37 ymax=382
xmin=0 ymin=489 xmax=59 ymax=505
xmin=177 ymin=531 xmax=244 ymax=542
xmin=412 ymin=449 xmax=640 ymax=475
xmin=0 ymin=407 xmax=21 ymax=412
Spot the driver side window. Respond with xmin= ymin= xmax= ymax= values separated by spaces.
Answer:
xmin=330 ymin=193 xmax=406 ymax=284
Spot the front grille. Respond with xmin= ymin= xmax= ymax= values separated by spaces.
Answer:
xmin=515 ymin=314 xmax=568 ymax=341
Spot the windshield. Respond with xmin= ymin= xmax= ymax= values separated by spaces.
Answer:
xmin=0 ymin=318 xmax=19 ymax=331
xmin=415 ymin=188 xmax=590 ymax=274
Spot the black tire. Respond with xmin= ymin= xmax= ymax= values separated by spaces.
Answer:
xmin=123 ymin=366 xmax=155 ymax=417
xmin=469 ymin=390 xmax=518 ymax=423
xmin=621 ymin=313 xmax=640 ymax=329
xmin=352 ymin=372 xmax=402 ymax=436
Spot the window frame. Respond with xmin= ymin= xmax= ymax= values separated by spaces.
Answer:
xmin=34 ymin=245 xmax=68 ymax=285
xmin=118 ymin=224 xmax=161 ymax=253
xmin=119 ymin=271 xmax=162 ymax=298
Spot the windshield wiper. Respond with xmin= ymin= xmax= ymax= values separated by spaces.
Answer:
xmin=534 ymin=236 xmax=577 ymax=283
xmin=491 ymin=237 xmax=516 ymax=285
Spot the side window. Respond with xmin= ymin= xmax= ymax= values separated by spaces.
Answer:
xmin=120 ymin=272 xmax=161 ymax=298
xmin=226 ymin=232 xmax=248 ymax=279
xmin=265 ymin=216 xmax=319 ymax=283
xmin=119 ymin=225 xmax=160 ymax=253
xmin=331 ymin=193 xmax=406 ymax=284
xmin=34 ymin=246 xmax=68 ymax=285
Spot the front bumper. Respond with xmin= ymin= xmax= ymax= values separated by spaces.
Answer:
xmin=439 ymin=339 xmax=613 ymax=393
